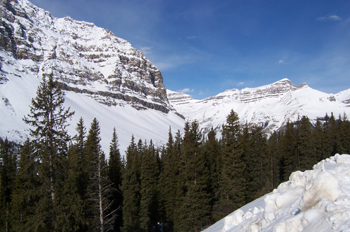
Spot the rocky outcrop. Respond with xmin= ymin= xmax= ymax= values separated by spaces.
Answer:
xmin=205 ymin=78 xmax=307 ymax=104
xmin=0 ymin=0 xmax=171 ymax=112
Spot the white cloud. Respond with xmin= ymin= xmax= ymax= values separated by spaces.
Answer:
xmin=187 ymin=36 xmax=196 ymax=40
xmin=179 ymin=88 xmax=194 ymax=93
xmin=278 ymin=59 xmax=285 ymax=64
xmin=317 ymin=15 xmax=342 ymax=22
xmin=237 ymin=82 xmax=244 ymax=86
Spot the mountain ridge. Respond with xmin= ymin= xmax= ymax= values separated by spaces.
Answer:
xmin=1 ymin=0 xmax=350 ymax=153
xmin=167 ymin=78 xmax=350 ymax=135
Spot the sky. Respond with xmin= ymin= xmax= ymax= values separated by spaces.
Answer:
xmin=29 ymin=0 xmax=350 ymax=99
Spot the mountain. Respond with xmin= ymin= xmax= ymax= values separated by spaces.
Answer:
xmin=1 ymin=0 xmax=350 ymax=154
xmin=203 ymin=153 xmax=350 ymax=232
xmin=168 ymin=78 xmax=350 ymax=135
xmin=0 ymin=0 xmax=184 ymax=153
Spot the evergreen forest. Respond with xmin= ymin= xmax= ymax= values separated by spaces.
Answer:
xmin=1 ymin=76 xmax=350 ymax=232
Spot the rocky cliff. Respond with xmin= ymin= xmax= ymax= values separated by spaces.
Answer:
xmin=0 ymin=0 xmax=171 ymax=112
xmin=0 ymin=0 xmax=185 ymax=153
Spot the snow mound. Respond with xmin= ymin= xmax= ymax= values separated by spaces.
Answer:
xmin=204 ymin=154 xmax=350 ymax=232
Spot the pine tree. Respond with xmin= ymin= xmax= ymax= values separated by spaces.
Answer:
xmin=22 ymin=73 xmax=74 ymax=230
xmin=139 ymin=141 xmax=160 ymax=232
xmin=246 ymin=125 xmax=270 ymax=200
xmin=84 ymin=118 xmax=114 ymax=232
xmin=329 ymin=113 xmax=339 ymax=155
xmin=121 ymin=136 xmax=141 ymax=232
xmin=159 ymin=127 xmax=179 ymax=231
xmin=11 ymin=139 xmax=40 ymax=231
xmin=267 ymin=131 xmax=283 ymax=189
xmin=214 ymin=110 xmax=245 ymax=221
xmin=201 ymin=127 xmax=221 ymax=224
xmin=281 ymin=121 xmax=297 ymax=181
xmin=338 ymin=114 xmax=350 ymax=154
xmin=0 ymin=138 xmax=17 ymax=231
xmin=177 ymin=121 xmax=211 ymax=231
xmin=313 ymin=118 xmax=326 ymax=162
xmin=108 ymin=128 xmax=123 ymax=232
xmin=296 ymin=116 xmax=316 ymax=171
xmin=172 ymin=130 xmax=184 ymax=232
xmin=54 ymin=144 xmax=85 ymax=232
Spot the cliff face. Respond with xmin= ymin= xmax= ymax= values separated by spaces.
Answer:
xmin=0 ymin=0 xmax=170 ymax=112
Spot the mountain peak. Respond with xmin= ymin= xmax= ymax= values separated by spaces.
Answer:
xmin=0 ymin=0 xmax=185 ymax=152
xmin=167 ymin=78 xmax=350 ymax=136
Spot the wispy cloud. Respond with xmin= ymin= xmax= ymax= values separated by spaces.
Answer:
xmin=187 ymin=36 xmax=196 ymax=40
xmin=140 ymin=47 xmax=152 ymax=55
xmin=316 ymin=15 xmax=342 ymax=22
xmin=237 ymin=82 xmax=245 ymax=86
xmin=153 ymin=54 xmax=195 ymax=71
xmin=278 ymin=59 xmax=285 ymax=64
xmin=179 ymin=88 xmax=194 ymax=93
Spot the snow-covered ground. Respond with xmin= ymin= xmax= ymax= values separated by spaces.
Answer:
xmin=204 ymin=154 xmax=350 ymax=232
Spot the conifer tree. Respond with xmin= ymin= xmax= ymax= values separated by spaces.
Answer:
xmin=267 ymin=131 xmax=283 ymax=189
xmin=0 ymin=138 xmax=17 ymax=231
xmin=313 ymin=118 xmax=326 ymax=162
xmin=214 ymin=110 xmax=245 ymax=221
xmin=171 ymin=130 xmax=184 ymax=232
xmin=85 ymin=118 xmax=114 ymax=231
xmin=139 ymin=141 xmax=160 ymax=232
xmin=122 ymin=136 xmax=141 ymax=232
xmin=281 ymin=121 xmax=297 ymax=181
xmin=22 ymin=73 xmax=74 ymax=230
xmin=108 ymin=128 xmax=123 ymax=232
xmin=246 ymin=125 xmax=269 ymax=199
xmin=328 ymin=113 xmax=339 ymax=155
xmin=319 ymin=114 xmax=333 ymax=159
xmin=296 ymin=116 xmax=315 ymax=171
xmin=159 ymin=127 xmax=180 ymax=231
xmin=55 ymin=144 xmax=85 ymax=231
xmin=11 ymin=139 xmax=40 ymax=231
xmin=202 ymin=127 xmax=221 ymax=223
xmin=177 ymin=121 xmax=211 ymax=231
xmin=72 ymin=118 xmax=87 ymax=202
xmin=338 ymin=114 xmax=350 ymax=154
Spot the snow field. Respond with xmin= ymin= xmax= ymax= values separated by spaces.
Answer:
xmin=204 ymin=154 xmax=350 ymax=232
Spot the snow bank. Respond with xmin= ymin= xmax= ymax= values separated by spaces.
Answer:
xmin=204 ymin=154 xmax=350 ymax=232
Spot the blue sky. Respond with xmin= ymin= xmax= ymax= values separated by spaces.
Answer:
xmin=29 ymin=0 xmax=350 ymax=99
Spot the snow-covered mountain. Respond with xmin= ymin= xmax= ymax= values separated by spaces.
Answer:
xmin=204 ymin=153 xmax=350 ymax=232
xmin=0 ymin=0 xmax=184 ymax=153
xmin=1 ymin=0 xmax=350 ymax=154
xmin=168 ymin=78 xmax=350 ymax=135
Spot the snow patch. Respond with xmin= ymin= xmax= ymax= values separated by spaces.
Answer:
xmin=204 ymin=154 xmax=350 ymax=232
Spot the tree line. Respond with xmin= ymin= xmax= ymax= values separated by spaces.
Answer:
xmin=1 ymin=75 xmax=350 ymax=231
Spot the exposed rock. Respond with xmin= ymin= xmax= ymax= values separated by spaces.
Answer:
xmin=0 ymin=0 xmax=172 ymax=113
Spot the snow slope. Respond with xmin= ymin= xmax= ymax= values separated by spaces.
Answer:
xmin=204 ymin=154 xmax=350 ymax=232
xmin=0 ymin=71 xmax=184 ymax=154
